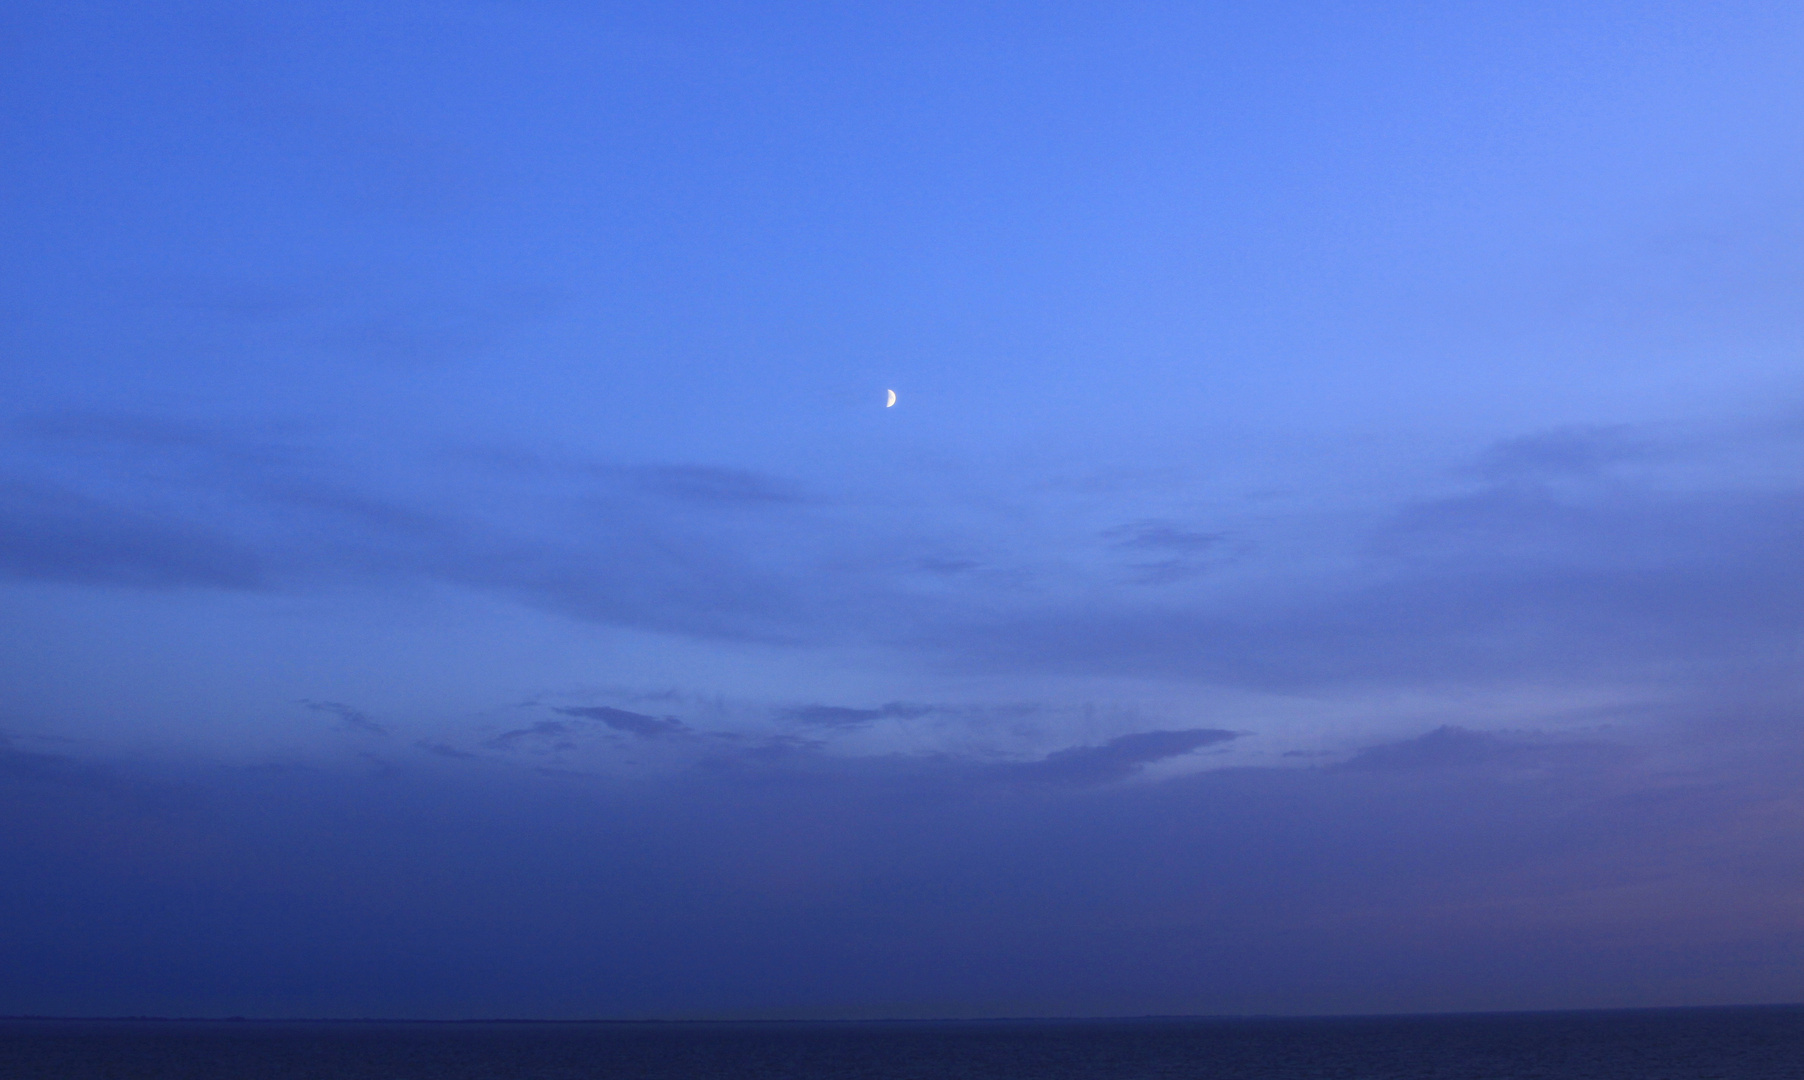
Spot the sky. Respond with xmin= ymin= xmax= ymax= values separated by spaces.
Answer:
xmin=3 ymin=0 xmax=1804 ymax=1019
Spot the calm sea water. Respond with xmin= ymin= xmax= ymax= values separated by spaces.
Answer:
xmin=3 ymin=1008 xmax=1801 ymax=1079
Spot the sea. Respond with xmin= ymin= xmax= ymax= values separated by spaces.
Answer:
xmin=3 ymin=1007 xmax=1801 ymax=1079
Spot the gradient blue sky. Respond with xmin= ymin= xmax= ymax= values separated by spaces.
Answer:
xmin=4 ymin=1 xmax=1804 ymax=1019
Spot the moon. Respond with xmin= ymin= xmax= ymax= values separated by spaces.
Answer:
xmin=886 ymin=389 xmax=897 ymax=407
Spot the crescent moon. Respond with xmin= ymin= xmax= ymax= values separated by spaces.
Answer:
xmin=886 ymin=389 xmax=897 ymax=407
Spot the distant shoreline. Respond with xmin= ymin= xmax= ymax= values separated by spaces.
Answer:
xmin=7 ymin=1003 xmax=1802 ymax=1026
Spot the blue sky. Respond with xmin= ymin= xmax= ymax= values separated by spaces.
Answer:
xmin=4 ymin=1 xmax=1804 ymax=1018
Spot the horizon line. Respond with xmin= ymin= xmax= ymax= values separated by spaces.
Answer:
xmin=6 ymin=1002 xmax=1802 ymax=1026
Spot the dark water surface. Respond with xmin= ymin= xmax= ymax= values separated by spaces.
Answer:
xmin=3 ymin=1007 xmax=1801 ymax=1079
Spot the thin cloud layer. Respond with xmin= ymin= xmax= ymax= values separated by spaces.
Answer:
xmin=4 ymin=413 xmax=1798 ymax=702
xmin=1 ymin=716 xmax=1798 ymax=1018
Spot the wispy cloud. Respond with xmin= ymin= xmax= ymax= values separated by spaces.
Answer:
xmin=1468 ymin=424 xmax=1657 ymax=481
xmin=1002 ymin=728 xmax=1243 ymax=785
xmin=484 ymin=720 xmax=580 ymax=750
xmin=1336 ymin=726 xmax=1635 ymax=774
xmin=415 ymin=740 xmax=477 ymax=759
xmin=631 ymin=464 xmax=806 ymax=506
xmin=1102 ymin=520 xmax=1229 ymax=584
xmin=553 ymin=705 xmax=690 ymax=738
xmin=780 ymin=702 xmax=934 ymax=728
xmin=298 ymin=700 xmax=387 ymax=736
xmin=0 ymin=480 xmax=263 ymax=590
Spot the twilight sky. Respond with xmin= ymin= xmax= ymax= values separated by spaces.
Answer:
xmin=4 ymin=1 xmax=1804 ymax=1019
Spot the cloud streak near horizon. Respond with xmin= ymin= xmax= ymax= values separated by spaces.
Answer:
xmin=3 ymin=714 xmax=1800 ymax=1019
